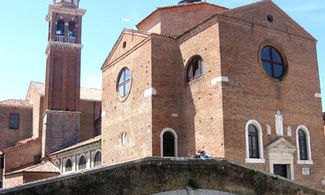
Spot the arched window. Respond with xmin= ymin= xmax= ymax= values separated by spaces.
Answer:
xmin=56 ymin=20 xmax=65 ymax=36
xmin=186 ymin=55 xmax=205 ymax=82
xmin=261 ymin=46 xmax=286 ymax=79
xmin=245 ymin=120 xmax=265 ymax=163
xmin=298 ymin=130 xmax=307 ymax=160
xmin=93 ymin=151 xmax=101 ymax=167
xmin=65 ymin=159 xmax=72 ymax=172
xmin=248 ymin=125 xmax=259 ymax=158
xmin=117 ymin=68 xmax=131 ymax=97
xmin=78 ymin=155 xmax=86 ymax=170
xmin=68 ymin=21 xmax=76 ymax=43
xmin=296 ymin=125 xmax=312 ymax=164
xmin=160 ymin=128 xmax=178 ymax=157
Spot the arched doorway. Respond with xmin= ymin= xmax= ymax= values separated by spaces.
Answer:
xmin=160 ymin=128 xmax=178 ymax=157
xmin=163 ymin=132 xmax=175 ymax=157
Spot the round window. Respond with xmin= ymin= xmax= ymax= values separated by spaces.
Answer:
xmin=117 ymin=68 xmax=131 ymax=97
xmin=261 ymin=46 xmax=286 ymax=79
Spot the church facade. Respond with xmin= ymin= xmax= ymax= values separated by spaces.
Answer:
xmin=0 ymin=0 xmax=325 ymax=191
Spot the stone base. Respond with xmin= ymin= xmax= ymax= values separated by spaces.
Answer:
xmin=42 ymin=110 xmax=80 ymax=157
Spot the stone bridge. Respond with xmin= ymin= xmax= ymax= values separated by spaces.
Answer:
xmin=0 ymin=157 xmax=324 ymax=195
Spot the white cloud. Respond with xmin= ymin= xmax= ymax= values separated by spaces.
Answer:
xmin=121 ymin=18 xmax=131 ymax=22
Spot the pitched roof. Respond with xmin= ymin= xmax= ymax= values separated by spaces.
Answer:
xmin=30 ymin=81 xmax=102 ymax=102
xmin=0 ymin=99 xmax=32 ymax=109
xmin=219 ymin=0 xmax=316 ymax=41
xmin=49 ymin=136 xmax=101 ymax=156
xmin=136 ymin=2 xmax=228 ymax=29
xmin=101 ymin=29 xmax=150 ymax=70
xmin=7 ymin=161 xmax=60 ymax=175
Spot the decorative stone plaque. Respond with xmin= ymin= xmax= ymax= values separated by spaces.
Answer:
xmin=275 ymin=110 xmax=284 ymax=136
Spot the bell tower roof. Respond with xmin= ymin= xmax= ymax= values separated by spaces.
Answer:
xmin=53 ymin=0 xmax=80 ymax=8
xmin=178 ymin=0 xmax=202 ymax=5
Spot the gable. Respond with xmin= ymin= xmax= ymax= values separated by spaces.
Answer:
xmin=102 ymin=29 xmax=149 ymax=70
xmin=266 ymin=137 xmax=296 ymax=152
xmin=220 ymin=0 xmax=315 ymax=41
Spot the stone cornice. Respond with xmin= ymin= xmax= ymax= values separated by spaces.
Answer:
xmin=45 ymin=41 xmax=83 ymax=54
xmin=46 ymin=5 xmax=86 ymax=21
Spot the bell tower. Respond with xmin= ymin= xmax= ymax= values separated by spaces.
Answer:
xmin=42 ymin=0 xmax=86 ymax=157
xmin=45 ymin=0 xmax=85 ymax=111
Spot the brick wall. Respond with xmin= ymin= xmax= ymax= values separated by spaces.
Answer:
xmin=218 ymin=1 xmax=325 ymax=189
xmin=151 ymin=35 xmax=179 ymax=156
xmin=42 ymin=110 xmax=80 ymax=157
xmin=137 ymin=3 xmax=227 ymax=37
xmin=26 ymin=83 xmax=44 ymax=139
xmin=176 ymin=17 xmax=224 ymax=158
xmin=0 ymin=106 xmax=32 ymax=150
xmin=101 ymin=33 xmax=153 ymax=166
xmin=3 ymin=141 xmax=41 ymax=173
xmin=80 ymin=100 xmax=101 ymax=141
xmin=45 ymin=47 xmax=81 ymax=111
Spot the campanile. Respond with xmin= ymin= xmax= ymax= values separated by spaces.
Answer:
xmin=42 ymin=0 xmax=86 ymax=157
xmin=45 ymin=0 xmax=86 ymax=111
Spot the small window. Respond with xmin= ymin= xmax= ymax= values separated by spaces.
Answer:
xmin=120 ymin=132 xmax=126 ymax=145
xmin=94 ymin=152 xmax=101 ymax=167
xmin=9 ymin=114 xmax=19 ymax=129
xmin=117 ymin=68 xmax=131 ymax=97
xmin=65 ymin=159 xmax=72 ymax=172
xmin=186 ymin=55 xmax=205 ymax=82
xmin=267 ymin=14 xmax=274 ymax=22
xmin=298 ymin=129 xmax=308 ymax=160
xmin=78 ymin=156 xmax=86 ymax=170
xmin=261 ymin=46 xmax=286 ymax=79
xmin=248 ymin=124 xmax=259 ymax=158
xmin=94 ymin=117 xmax=101 ymax=136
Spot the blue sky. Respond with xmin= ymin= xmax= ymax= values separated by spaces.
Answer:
xmin=0 ymin=0 xmax=324 ymax=110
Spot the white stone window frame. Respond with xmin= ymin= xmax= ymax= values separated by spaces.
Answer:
xmin=245 ymin=120 xmax=265 ymax=163
xmin=91 ymin=149 xmax=102 ymax=168
xmin=62 ymin=157 xmax=74 ymax=173
xmin=160 ymin=128 xmax=178 ymax=157
xmin=296 ymin=125 xmax=313 ymax=165
xmin=77 ymin=153 xmax=88 ymax=171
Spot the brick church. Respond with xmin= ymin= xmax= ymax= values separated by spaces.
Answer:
xmin=0 ymin=0 xmax=325 ymax=190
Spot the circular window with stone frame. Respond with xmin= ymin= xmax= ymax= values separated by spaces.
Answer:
xmin=116 ymin=67 xmax=131 ymax=100
xmin=260 ymin=45 xmax=287 ymax=79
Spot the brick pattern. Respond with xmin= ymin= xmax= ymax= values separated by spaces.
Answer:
xmin=80 ymin=101 xmax=101 ymax=141
xmin=45 ymin=47 xmax=81 ymax=111
xmin=102 ymin=34 xmax=153 ymax=166
xmin=137 ymin=3 xmax=227 ymax=37
xmin=26 ymin=83 xmax=44 ymax=139
xmin=0 ymin=106 xmax=33 ymax=150
xmin=177 ymin=17 xmax=224 ymax=158
xmin=218 ymin=1 xmax=325 ymax=189
xmin=101 ymin=1 xmax=325 ymax=190
xmin=44 ymin=5 xmax=83 ymax=111
xmin=3 ymin=140 xmax=41 ymax=173
xmin=42 ymin=111 xmax=81 ymax=157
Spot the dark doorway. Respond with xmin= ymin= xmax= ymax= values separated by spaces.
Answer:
xmin=163 ymin=132 xmax=175 ymax=157
xmin=273 ymin=164 xmax=288 ymax=178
